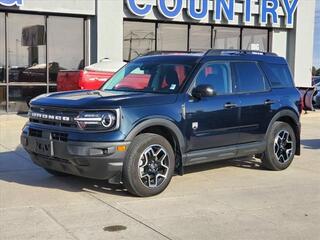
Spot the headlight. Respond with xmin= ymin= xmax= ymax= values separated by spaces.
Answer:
xmin=75 ymin=110 xmax=119 ymax=131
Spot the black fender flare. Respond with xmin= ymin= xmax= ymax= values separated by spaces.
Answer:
xmin=125 ymin=118 xmax=186 ymax=154
xmin=265 ymin=109 xmax=301 ymax=155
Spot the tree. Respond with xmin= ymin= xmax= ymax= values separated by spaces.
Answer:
xmin=312 ymin=66 xmax=317 ymax=76
xmin=312 ymin=66 xmax=320 ymax=76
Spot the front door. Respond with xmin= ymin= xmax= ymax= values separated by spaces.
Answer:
xmin=185 ymin=62 xmax=240 ymax=152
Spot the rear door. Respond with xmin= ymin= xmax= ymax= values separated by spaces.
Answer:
xmin=232 ymin=61 xmax=275 ymax=144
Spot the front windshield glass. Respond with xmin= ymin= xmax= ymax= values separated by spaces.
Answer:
xmin=101 ymin=60 xmax=195 ymax=93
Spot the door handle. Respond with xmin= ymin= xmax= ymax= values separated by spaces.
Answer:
xmin=224 ymin=102 xmax=238 ymax=109
xmin=264 ymin=99 xmax=276 ymax=105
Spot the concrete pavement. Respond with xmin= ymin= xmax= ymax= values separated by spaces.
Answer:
xmin=0 ymin=113 xmax=319 ymax=240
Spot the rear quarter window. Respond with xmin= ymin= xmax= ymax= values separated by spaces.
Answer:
xmin=261 ymin=63 xmax=294 ymax=88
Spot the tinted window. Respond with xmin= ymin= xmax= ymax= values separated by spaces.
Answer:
xmin=157 ymin=24 xmax=188 ymax=51
xmin=48 ymin=16 xmax=84 ymax=83
xmin=7 ymin=14 xmax=46 ymax=83
xmin=261 ymin=63 xmax=294 ymax=88
xmin=212 ymin=27 xmax=240 ymax=49
xmin=0 ymin=13 xmax=4 ymax=83
xmin=195 ymin=63 xmax=232 ymax=95
xmin=234 ymin=62 xmax=268 ymax=93
xmin=242 ymin=29 xmax=268 ymax=52
xmin=189 ymin=25 xmax=211 ymax=51
xmin=123 ymin=21 xmax=156 ymax=61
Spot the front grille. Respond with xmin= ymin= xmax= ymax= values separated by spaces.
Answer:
xmin=29 ymin=128 xmax=42 ymax=138
xmin=52 ymin=132 xmax=69 ymax=142
xmin=29 ymin=107 xmax=79 ymax=128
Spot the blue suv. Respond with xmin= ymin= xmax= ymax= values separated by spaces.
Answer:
xmin=21 ymin=50 xmax=301 ymax=197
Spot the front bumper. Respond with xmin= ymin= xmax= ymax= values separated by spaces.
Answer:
xmin=21 ymin=127 xmax=130 ymax=181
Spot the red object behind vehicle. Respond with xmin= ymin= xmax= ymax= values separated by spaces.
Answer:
xmin=57 ymin=61 xmax=126 ymax=92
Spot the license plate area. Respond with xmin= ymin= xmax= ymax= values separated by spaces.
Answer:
xmin=34 ymin=139 xmax=54 ymax=157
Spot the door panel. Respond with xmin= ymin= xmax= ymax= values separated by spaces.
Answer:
xmin=185 ymin=95 xmax=241 ymax=151
xmin=238 ymin=92 xmax=275 ymax=143
xmin=232 ymin=61 xmax=274 ymax=144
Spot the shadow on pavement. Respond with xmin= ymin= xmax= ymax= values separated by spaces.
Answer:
xmin=0 ymin=146 xmax=264 ymax=197
xmin=301 ymin=139 xmax=320 ymax=149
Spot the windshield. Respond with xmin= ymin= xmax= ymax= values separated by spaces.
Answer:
xmin=101 ymin=60 xmax=195 ymax=93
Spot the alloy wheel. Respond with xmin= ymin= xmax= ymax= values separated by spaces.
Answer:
xmin=274 ymin=130 xmax=294 ymax=163
xmin=138 ymin=144 xmax=169 ymax=188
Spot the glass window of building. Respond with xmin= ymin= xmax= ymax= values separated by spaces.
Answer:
xmin=47 ymin=16 xmax=84 ymax=83
xmin=7 ymin=14 xmax=46 ymax=83
xmin=157 ymin=24 xmax=188 ymax=51
xmin=189 ymin=25 xmax=212 ymax=51
xmin=8 ymin=86 xmax=47 ymax=112
xmin=212 ymin=27 xmax=240 ymax=49
xmin=0 ymin=13 xmax=5 ymax=83
xmin=242 ymin=28 xmax=268 ymax=51
xmin=0 ymin=86 xmax=6 ymax=112
xmin=123 ymin=21 xmax=156 ymax=61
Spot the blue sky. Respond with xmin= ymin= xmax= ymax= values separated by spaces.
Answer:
xmin=314 ymin=0 xmax=320 ymax=68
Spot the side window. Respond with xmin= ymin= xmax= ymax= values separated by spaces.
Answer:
xmin=233 ymin=62 xmax=269 ymax=93
xmin=261 ymin=63 xmax=294 ymax=88
xmin=195 ymin=63 xmax=232 ymax=95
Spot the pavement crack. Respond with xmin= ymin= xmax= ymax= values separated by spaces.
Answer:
xmin=41 ymin=207 xmax=80 ymax=240
xmin=86 ymin=192 xmax=174 ymax=240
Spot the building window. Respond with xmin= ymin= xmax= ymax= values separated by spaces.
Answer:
xmin=242 ymin=28 xmax=268 ymax=51
xmin=0 ymin=13 xmax=5 ymax=84
xmin=157 ymin=23 xmax=188 ymax=51
xmin=123 ymin=21 xmax=156 ymax=61
xmin=0 ymin=86 xmax=6 ymax=113
xmin=189 ymin=25 xmax=212 ymax=51
xmin=8 ymin=86 xmax=47 ymax=112
xmin=47 ymin=16 xmax=84 ymax=83
xmin=212 ymin=27 xmax=240 ymax=49
xmin=7 ymin=14 xmax=47 ymax=83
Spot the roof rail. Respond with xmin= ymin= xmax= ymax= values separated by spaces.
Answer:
xmin=205 ymin=49 xmax=278 ymax=57
xmin=144 ymin=51 xmax=205 ymax=56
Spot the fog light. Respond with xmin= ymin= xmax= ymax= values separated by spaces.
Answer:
xmin=117 ymin=145 xmax=126 ymax=152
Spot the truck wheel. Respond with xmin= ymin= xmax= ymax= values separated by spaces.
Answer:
xmin=261 ymin=121 xmax=296 ymax=171
xmin=44 ymin=168 xmax=70 ymax=177
xmin=123 ymin=133 xmax=175 ymax=197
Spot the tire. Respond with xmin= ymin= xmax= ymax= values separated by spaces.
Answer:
xmin=261 ymin=121 xmax=296 ymax=171
xmin=123 ymin=133 xmax=175 ymax=197
xmin=44 ymin=168 xmax=70 ymax=177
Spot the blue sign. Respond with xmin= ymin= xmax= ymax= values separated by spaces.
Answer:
xmin=126 ymin=0 xmax=299 ymax=27
xmin=0 ymin=0 xmax=23 ymax=6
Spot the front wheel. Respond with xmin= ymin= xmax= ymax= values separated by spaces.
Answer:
xmin=261 ymin=121 xmax=296 ymax=171
xmin=123 ymin=133 xmax=175 ymax=197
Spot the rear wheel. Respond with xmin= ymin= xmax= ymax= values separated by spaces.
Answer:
xmin=123 ymin=133 xmax=175 ymax=197
xmin=261 ymin=121 xmax=296 ymax=171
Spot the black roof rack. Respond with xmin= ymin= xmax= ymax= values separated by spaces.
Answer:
xmin=144 ymin=51 xmax=205 ymax=56
xmin=205 ymin=49 xmax=278 ymax=56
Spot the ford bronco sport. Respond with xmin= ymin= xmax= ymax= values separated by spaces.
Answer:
xmin=21 ymin=50 xmax=301 ymax=197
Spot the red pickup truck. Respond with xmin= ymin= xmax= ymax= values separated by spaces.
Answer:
xmin=57 ymin=60 xmax=126 ymax=91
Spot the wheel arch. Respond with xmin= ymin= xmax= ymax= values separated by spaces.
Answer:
xmin=125 ymin=118 xmax=186 ymax=173
xmin=266 ymin=109 xmax=301 ymax=155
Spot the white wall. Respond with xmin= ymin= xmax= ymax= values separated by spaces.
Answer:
xmin=291 ymin=0 xmax=316 ymax=87
xmin=271 ymin=29 xmax=287 ymax=58
xmin=19 ymin=0 xmax=95 ymax=15
xmin=95 ymin=0 xmax=124 ymax=62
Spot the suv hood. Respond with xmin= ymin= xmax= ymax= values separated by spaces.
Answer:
xmin=30 ymin=90 xmax=178 ymax=109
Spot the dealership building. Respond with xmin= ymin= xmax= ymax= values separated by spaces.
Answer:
xmin=0 ymin=0 xmax=316 ymax=112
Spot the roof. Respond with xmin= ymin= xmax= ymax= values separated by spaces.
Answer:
xmin=135 ymin=49 xmax=287 ymax=65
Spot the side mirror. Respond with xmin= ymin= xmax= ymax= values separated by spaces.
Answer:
xmin=191 ymin=84 xmax=216 ymax=99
